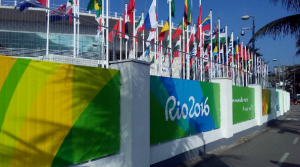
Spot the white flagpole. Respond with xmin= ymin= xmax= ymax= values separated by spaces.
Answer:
xmin=255 ymin=55 xmax=258 ymax=84
xmin=225 ymin=25 xmax=228 ymax=77
xmin=119 ymin=17 xmax=122 ymax=60
xmin=46 ymin=0 xmax=50 ymax=56
xmin=245 ymin=46 xmax=248 ymax=86
xmin=187 ymin=26 xmax=190 ymax=80
xmin=251 ymin=52 xmax=254 ymax=83
xmin=101 ymin=0 xmax=104 ymax=66
xmin=182 ymin=16 xmax=185 ymax=79
xmin=73 ymin=1 xmax=76 ymax=57
xmin=231 ymin=31 xmax=234 ymax=83
xmin=133 ymin=4 xmax=136 ymax=59
xmin=179 ymin=35 xmax=182 ymax=78
xmin=160 ymin=40 xmax=162 ymax=76
xmin=168 ymin=0 xmax=172 ymax=77
xmin=125 ymin=3 xmax=128 ymax=59
xmin=142 ymin=12 xmax=145 ymax=54
xmin=77 ymin=0 xmax=80 ymax=57
xmin=210 ymin=9 xmax=212 ymax=81
xmin=106 ymin=0 xmax=109 ymax=67
xmin=155 ymin=24 xmax=158 ymax=75
xmin=200 ymin=25 xmax=203 ymax=81
xmin=241 ymin=41 xmax=244 ymax=86
xmin=218 ymin=18 xmax=220 ymax=77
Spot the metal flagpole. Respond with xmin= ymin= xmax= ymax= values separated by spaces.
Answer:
xmin=187 ymin=26 xmax=190 ymax=80
xmin=133 ymin=5 xmax=136 ymax=59
xmin=77 ymin=0 xmax=80 ymax=57
xmin=209 ymin=9 xmax=212 ymax=81
xmin=125 ymin=3 xmax=128 ymax=59
xmin=168 ymin=0 xmax=172 ymax=77
xmin=245 ymin=46 xmax=248 ymax=86
xmin=73 ymin=0 xmax=76 ymax=57
xmin=106 ymin=0 xmax=109 ymax=68
xmin=101 ymin=0 xmax=104 ymax=66
xmin=237 ymin=37 xmax=240 ymax=86
xmin=251 ymin=52 xmax=253 ymax=84
xmin=182 ymin=16 xmax=185 ymax=79
xmin=255 ymin=54 xmax=257 ymax=84
xmin=119 ymin=17 xmax=122 ymax=60
xmin=200 ymin=24 xmax=203 ymax=81
xmin=218 ymin=18 xmax=220 ymax=77
xmin=142 ymin=12 xmax=145 ymax=54
xmin=225 ymin=25 xmax=228 ymax=77
xmin=160 ymin=40 xmax=163 ymax=76
xmin=241 ymin=41 xmax=244 ymax=86
xmin=46 ymin=0 xmax=50 ymax=56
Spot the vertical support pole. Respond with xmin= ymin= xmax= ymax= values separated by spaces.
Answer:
xmin=106 ymin=0 xmax=109 ymax=68
xmin=46 ymin=0 xmax=50 ymax=56
xmin=210 ymin=10 xmax=212 ymax=81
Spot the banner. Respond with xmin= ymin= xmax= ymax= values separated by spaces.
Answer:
xmin=0 ymin=55 xmax=120 ymax=167
xmin=232 ymin=86 xmax=255 ymax=124
xmin=150 ymin=76 xmax=221 ymax=145
xmin=262 ymin=89 xmax=271 ymax=115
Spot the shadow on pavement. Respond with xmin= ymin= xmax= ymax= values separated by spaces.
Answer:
xmin=270 ymin=160 xmax=300 ymax=167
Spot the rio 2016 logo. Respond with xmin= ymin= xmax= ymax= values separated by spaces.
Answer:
xmin=165 ymin=96 xmax=210 ymax=121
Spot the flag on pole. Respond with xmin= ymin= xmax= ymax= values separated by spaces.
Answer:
xmin=172 ymin=21 xmax=184 ymax=41
xmin=184 ymin=0 xmax=191 ymax=28
xmin=146 ymin=28 xmax=156 ymax=47
xmin=172 ymin=36 xmax=181 ymax=63
xmin=135 ymin=16 xmax=145 ymax=33
xmin=109 ymin=20 xmax=120 ymax=42
xmin=219 ymin=28 xmax=226 ymax=43
xmin=49 ymin=2 xmax=73 ymax=23
xmin=87 ymin=0 xmax=102 ymax=17
xmin=196 ymin=0 xmax=202 ymax=40
xmin=171 ymin=0 xmax=175 ymax=18
xmin=213 ymin=46 xmax=218 ymax=57
xmin=202 ymin=14 xmax=210 ymax=32
xmin=144 ymin=0 xmax=158 ymax=29
xmin=158 ymin=19 xmax=169 ymax=41
xmin=122 ymin=6 xmax=129 ymax=39
xmin=128 ymin=0 xmax=135 ymax=26
xmin=15 ymin=0 xmax=47 ymax=12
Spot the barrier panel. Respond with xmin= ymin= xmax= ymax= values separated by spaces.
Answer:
xmin=150 ymin=76 xmax=221 ymax=145
xmin=276 ymin=90 xmax=280 ymax=111
xmin=0 ymin=55 xmax=120 ymax=167
xmin=262 ymin=89 xmax=271 ymax=116
xmin=232 ymin=86 xmax=255 ymax=124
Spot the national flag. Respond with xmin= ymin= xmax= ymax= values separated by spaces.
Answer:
xmin=213 ymin=46 xmax=218 ymax=57
xmin=202 ymin=14 xmax=210 ymax=32
xmin=109 ymin=19 xmax=120 ymax=42
xmin=144 ymin=45 xmax=150 ymax=58
xmin=220 ymin=45 xmax=224 ymax=63
xmin=172 ymin=21 xmax=183 ymax=41
xmin=227 ymin=34 xmax=233 ymax=59
xmin=172 ymin=36 xmax=181 ymax=63
xmin=158 ymin=19 xmax=169 ymax=41
xmin=15 ymin=0 xmax=47 ymax=13
xmin=185 ymin=27 xmax=195 ymax=52
xmin=128 ymin=0 xmax=135 ymax=26
xmin=135 ymin=16 xmax=145 ymax=33
xmin=184 ymin=0 xmax=191 ymax=29
xmin=49 ymin=2 xmax=73 ymax=23
xmin=146 ymin=28 xmax=156 ymax=47
xmin=151 ymin=55 xmax=154 ymax=64
xmin=87 ymin=0 xmax=102 ymax=17
xmin=204 ymin=31 xmax=216 ymax=44
xmin=196 ymin=1 xmax=202 ymax=40
xmin=171 ymin=0 xmax=175 ymax=18
xmin=144 ymin=0 xmax=158 ymax=29
xmin=219 ymin=28 xmax=226 ymax=43
xmin=122 ymin=7 xmax=129 ymax=39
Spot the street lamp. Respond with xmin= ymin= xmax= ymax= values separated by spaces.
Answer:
xmin=241 ymin=15 xmax=255 ymax=84
xmin=273 ymin=59 xmax=281 ymax=88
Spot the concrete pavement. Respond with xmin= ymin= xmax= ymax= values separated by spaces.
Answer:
xmin=178 ymin=105 xmax=300 ymax=167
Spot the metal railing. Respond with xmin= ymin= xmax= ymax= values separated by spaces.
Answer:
xmin=0 ymin=1 xmax=270 ymax=87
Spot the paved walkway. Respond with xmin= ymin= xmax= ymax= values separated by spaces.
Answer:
xmin=178 ymin=105 xmax=300 ymax=167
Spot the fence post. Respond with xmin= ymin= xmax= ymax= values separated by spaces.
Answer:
xmin=212 ymin=78 xmax=233 ymax=144
xmin=111 ymin=59 xmax=151 ymax=167
xmin=249 ymin=84 xmax=263 ymax=126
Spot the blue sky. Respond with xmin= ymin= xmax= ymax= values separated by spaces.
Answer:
xmin=72 ymin=0 xmax=300 ymax=71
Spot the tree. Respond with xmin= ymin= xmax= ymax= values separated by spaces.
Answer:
xmin=249 ymin=0 xmax=300 ymax=54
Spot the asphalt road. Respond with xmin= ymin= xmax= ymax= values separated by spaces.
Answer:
xmin=190 ymin=105 xmax=300 ymax=167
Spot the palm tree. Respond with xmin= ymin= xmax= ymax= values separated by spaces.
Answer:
xmin=249 ymin=0 xmax=300 ymax=53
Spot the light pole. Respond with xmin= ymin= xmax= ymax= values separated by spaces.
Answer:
xmin=273 ymin=59 xmax=280 ymax=88
xmin=293 ymin=56 xmax=296 ymax=99
xmin=241 ymin=15 xmax=255 ymax=84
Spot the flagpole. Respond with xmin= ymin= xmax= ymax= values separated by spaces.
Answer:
xmin=245 ymin=46 xmax=248 ymax=86
xmin=46 ymin=0 xmax=50 ymax=56
xmin=255 ymin=55 xmax=257 ymax=84
xmin=187 ymin=25 xmax=190 ymax=80
xmin=101 ymin=0 xmax=104 ymax=66
xmin=77 ymin=0 xmax=80 ymax=57
xmin=179 ymin=35 xmax=182 ymax=78
xmin=119 ymin=17 xmax=122 ymax=60
xmin=232 ymin=31 xmax=234 ymax=85
xmin=223 ymin=25 xmax=229 ymax=78
xmin=105 ymin=0 xmax=109 ymax=67
xmin=200 ymin=24 xmax=203 ymax=81
xmin=160 ymin=40 xmax=162 ymax=76
xmin=142 ymin=12 xmax=145 ymax=55
xmin=155 ymin=24 xmax=158 ymax=75
xmin=168 ymin=0 xmax=172 ymax=77
xmin=251 ymin=52 xmax=254 ymax=84
xmin=241 ymin=41 xmax=244 ymax=86
xmin=218 ymin=18 xmax=220 ymax=77
xmin=125 ymin=3 xmax=128 ymax=59
xmin=209 ymin=9 xmax=212 ymax=81
xmin=133 ymin=4 xmax=136 ymax=59
xmin=182 ymin=16 xmax=185 ymax=79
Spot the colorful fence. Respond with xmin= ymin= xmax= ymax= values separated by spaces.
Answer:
xmin=262 ymin=89 xmax=271 ymax=116
xmin=232 ymin=86 xmax=255 ymax=124
xmin=150 ymin=76 xmax=221 ymax=145
xmin=0 ymin=55 xmax=120 ymax=167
